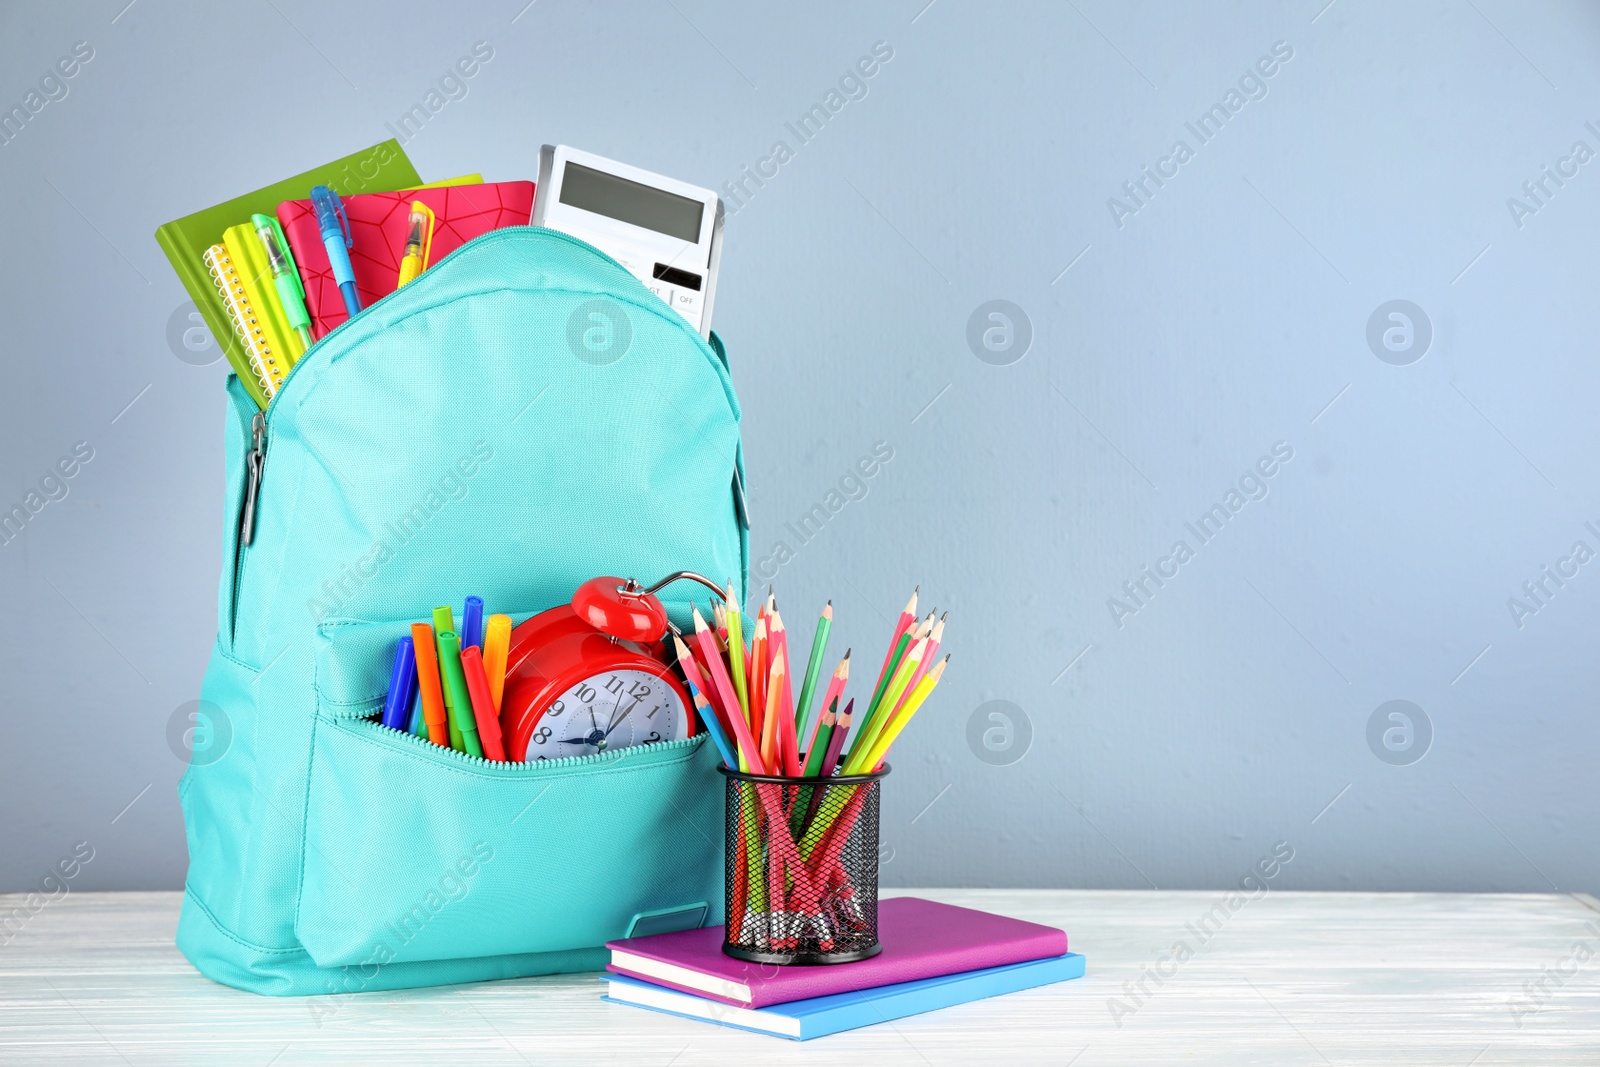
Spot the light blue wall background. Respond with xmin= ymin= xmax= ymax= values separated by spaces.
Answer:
xmin=2 ymin=0 xmax=1596 ymax=893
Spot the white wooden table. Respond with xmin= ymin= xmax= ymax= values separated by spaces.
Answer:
xmin=2 ymin=889 xmax=1597 ymax=1064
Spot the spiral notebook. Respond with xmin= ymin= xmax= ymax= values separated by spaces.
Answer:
xmin=223 ymin=222 xmax=307 ymax=378
xmin=202 ymin=244 xmax=290 ymax=404
xmin=152 ymin=140 xmax=422 ymax=410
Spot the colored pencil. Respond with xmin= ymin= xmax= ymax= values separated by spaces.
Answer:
xmin=770 ymin=608 xmax=801 ymax=775
xmin=820 ymin=699 xmax=852 ymax=777
xmin=689 ymin=685 xmax=737 ymax=769
xmin=759 ymin=650 xmax=785 ymax=772
xmin=792 ymin=601 xmax=832 ymax=744
xmin=801 ymin=699 xmax=838 ymax=778
xmin=872 ymin=588 xmax=917 ymax=696
xmin=725 ymin=581 xmax=750 ymax=720
xmin=693 ymin=606 xmax=763 ymax=772
xmin=672 ymin=633 xmax=727 ymax=736
xmin=749 ymin=614 xmax=768 ymax=754
xmin=854 ymin=636 xmax=927 ymax=765
xmin=896 ymin=611 xmax=944 ymax=715
xmin=804 ymin=650 xmax=850 ymax=755
xmin=857 ymin=655 xmax=948 ymax=772
xmin=855 ymin=629 xmax=910 ymax=757
xmin=797 ymin=698 xmax=854 ymax=838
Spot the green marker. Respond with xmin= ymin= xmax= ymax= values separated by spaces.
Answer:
xmin=250 ymin=213 xmax=313 ymax=349
xmin=435 ymin=632 xmax=482 ymax=758
xmin=432 ymin=606 xmax=460 ymax=748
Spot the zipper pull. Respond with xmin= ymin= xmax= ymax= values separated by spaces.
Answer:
xmin=241 ymin=412 xmax=266 ymax=547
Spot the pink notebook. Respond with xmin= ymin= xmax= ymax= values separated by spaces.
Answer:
xmin=277 ymin=181 xmax=534 ymax=339
xmin=605 ymin=897 xmax=1069 ymax=1009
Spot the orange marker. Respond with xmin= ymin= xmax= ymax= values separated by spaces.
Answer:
xmin=410 ymin=622 xmax=449 ymax=746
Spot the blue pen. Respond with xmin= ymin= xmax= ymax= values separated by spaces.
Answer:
xmin=310 ymin=185 xmax=362 ymax=318
xmin=462 ymin=596 xmax=484 ymax=652
xmin=382 ymin=637 xmax=418 ymax=731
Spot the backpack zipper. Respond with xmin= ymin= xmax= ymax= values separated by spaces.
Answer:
xmin=339 ymin=713 xmax=705 ymax=775
xmin=240 ymin=411 xmax=266 ymax=546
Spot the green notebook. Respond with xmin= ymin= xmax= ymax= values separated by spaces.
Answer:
xmin=155 ymin=140 xmax=422 ymax=409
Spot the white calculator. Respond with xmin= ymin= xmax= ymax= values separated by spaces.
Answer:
xmin=532 ymin=145 xmax=724 ymax=337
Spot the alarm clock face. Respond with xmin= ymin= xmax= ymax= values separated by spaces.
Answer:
xmin=524 ymin=668 xmax=689 ymax=760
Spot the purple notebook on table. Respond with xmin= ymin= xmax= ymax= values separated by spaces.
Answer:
xmin=605 ymin=896 xmax=1069 ymax=1009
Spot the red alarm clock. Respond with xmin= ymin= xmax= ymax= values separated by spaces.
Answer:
xmin=499 ymin=572 xmax=724 ymax=762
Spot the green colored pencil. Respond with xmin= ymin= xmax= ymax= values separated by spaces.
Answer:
xmin=792 ymin=601 xmax=833 ymax=743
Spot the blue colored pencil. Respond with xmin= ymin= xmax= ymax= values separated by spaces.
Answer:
xmin=685 ymin=675 xmax=737 ymax=769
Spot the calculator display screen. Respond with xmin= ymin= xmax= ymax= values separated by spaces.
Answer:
xmin=559 ymin=162 xmax=704 ymax=242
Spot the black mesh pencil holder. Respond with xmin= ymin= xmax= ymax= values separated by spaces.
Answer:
xmin=720 ymin=765 xmax=889 ymax=965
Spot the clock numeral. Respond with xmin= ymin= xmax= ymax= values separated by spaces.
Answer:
xmin=574 ymin=684 xmax=596 ymax=703
xmin=603 ymin=675 xmax=625 ymax=696
xmin=646 ymin=704 xmax=660 ymax=719
xmin=547 ymin=699 xmax=565 ymax=718
xmin=532 ymin=726 xmax=552 ymax=744
xmin=645 ymin=731 xmax=662 ymax=743
xmin=628 ymin=679 xmax=653 ymax=699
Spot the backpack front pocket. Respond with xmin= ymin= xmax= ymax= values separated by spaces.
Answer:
xmin=295 ymin=621 xmax=724 ymax=969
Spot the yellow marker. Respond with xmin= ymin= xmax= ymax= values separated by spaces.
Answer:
xmin=483 ymin=614 xmax=512 ymax=712
xmin=395 ymin=201 xmax=436 ymax=287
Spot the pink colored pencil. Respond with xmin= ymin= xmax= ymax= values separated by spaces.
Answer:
xmin=673 ymin=634 xmax=730 ymax=737
xmin=803 ymin=650 xmax=850 ymax=756
xmin=893 ymin=612 xmax=945 ymax=719
xmin=693 ymin=607 xmax=764 ymax=773
xmin=871 ymin=588 xmax=918 ymax=701
xmin=771 ymin=609 xmax=801 ymax=775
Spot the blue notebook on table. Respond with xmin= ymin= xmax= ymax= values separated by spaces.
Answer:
xmin=602 ymin=952 xmax=1086 ymax=1041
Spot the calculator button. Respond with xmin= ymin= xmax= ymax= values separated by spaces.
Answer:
xmin=673 ymin=289 xmax=699 ymax=316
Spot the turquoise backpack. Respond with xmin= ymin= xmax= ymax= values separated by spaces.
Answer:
xmin=178 ymin=227 xmax=747 ymax=996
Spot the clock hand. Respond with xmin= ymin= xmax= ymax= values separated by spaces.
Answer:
xmin=602 ymin=691 xmax=624 ymax=735
xmin=559 ymin=736 xmax=594 ymax=746
xmin=603 ymin=697 xmax=641 ymax=739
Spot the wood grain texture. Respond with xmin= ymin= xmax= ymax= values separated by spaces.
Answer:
xmin=1 ymin=889 xmax=1597 ymax=1064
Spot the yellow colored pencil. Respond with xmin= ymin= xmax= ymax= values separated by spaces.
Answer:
xmin=857 ymin=655 xmax=948 ymax=772
xmin=850 ymin=636 xmax=926 ymax=769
